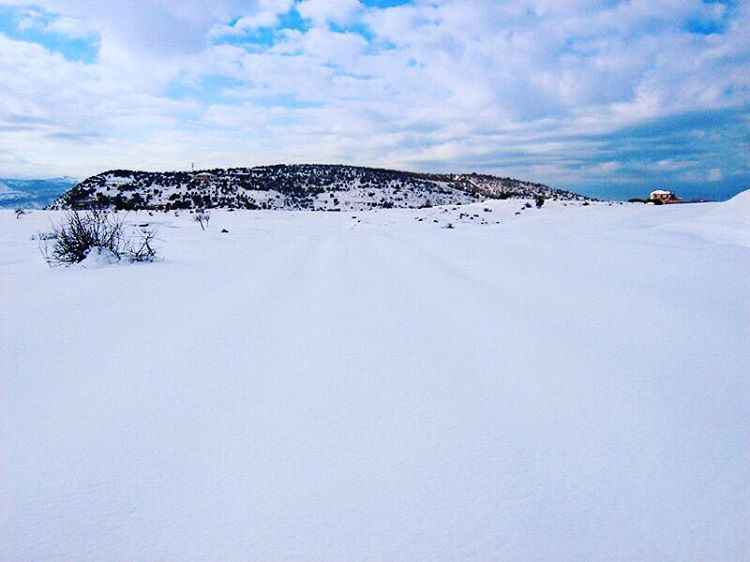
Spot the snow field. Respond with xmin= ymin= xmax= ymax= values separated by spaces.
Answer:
xmin=1 ymin=197 xmax=749 ymax=560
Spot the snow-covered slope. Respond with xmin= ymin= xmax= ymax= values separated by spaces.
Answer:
xmin=1 ymin=199 xmax=748 ymax=560
xmin=51 ymin=164 xmax=587 ymax=211
xmin=661 ymin=188 xmax=750 ymax=247
xmin=0 ymin=182 xmax=25 ymax=200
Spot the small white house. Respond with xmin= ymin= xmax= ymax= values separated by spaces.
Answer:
xmin=649 ymin=189 xmax=680 ymax=203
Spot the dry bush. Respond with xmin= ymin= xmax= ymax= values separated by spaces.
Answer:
xmin=193 ymin=210 xmax=210 ymax=231
xmin=39 ymin=210 xmax=158 ymax=267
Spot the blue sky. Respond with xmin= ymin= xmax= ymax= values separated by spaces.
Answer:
xmin=0 ymin=0 xmax=748 ymax=199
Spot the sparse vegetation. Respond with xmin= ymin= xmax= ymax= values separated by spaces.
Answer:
xmin=194 ymin=210 xmax=210 ymax=230
xmin=39 ymin=210 xmax=158 ymax=267
xmin=50 ymin=165 xmax=592 ymax=212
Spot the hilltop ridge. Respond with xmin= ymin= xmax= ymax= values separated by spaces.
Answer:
xmin=51 ymin=164 xmax=588 ymax=211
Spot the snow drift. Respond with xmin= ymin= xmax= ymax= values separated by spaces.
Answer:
xmin=663 ymin=188 xmax=750 ymax=247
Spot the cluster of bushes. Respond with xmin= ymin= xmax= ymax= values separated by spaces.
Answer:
xmin=56 ymin=164 xmax=488 ymax=211
xmin=39 ymin=210 xmax=158 ymax=267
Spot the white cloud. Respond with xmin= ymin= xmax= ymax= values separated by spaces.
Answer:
xmin=45 ymin=14 xmax=96 ymax=39
xmin=297 ymin=0 xmax=362 ymax=27
xmin=13 ymin=6 xmax=96 ymax=39
xmin=213 ymin=0 xmax=294 ymax=34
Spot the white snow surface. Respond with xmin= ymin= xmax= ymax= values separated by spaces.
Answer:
xmin=2 ymin=198 xmax=749 ymax=561
xmin=662 ymin=189 xmax=750 ymax=248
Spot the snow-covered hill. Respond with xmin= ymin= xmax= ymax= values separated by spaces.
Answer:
xmin=2 ymin=197 xmax=748 ymax=560
xmin=51 ymin=164 xmax=587 ymax=211
xmin=0 ymin=182 xmax=25 ymax=201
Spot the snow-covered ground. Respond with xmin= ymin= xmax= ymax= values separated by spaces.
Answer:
xmin=1 ymin=196 xmax=749 ymax=561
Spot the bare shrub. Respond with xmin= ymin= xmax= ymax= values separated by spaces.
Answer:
xmin=40 ymin=210 xmax=124 ymax=265
xmin=194 ymin=210 xmax=210 ymax=231
xmin=39 ymin=210 xmax=158 ymax=267
xmin=31 ymin=231 xmax=56 ymax=241
xmin=128 ymin=227 xmax=158 ymax=262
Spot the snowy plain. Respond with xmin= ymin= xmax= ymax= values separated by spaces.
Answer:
xmin=1 ymin=195 xmax=749 ymax=561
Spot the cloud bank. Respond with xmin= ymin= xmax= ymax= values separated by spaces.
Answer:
xmin=0 ymin=0 xmax=748 ymax=197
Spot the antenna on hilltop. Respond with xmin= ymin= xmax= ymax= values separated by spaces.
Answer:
xmin=191 ymin=162 xmax=195 ymax=172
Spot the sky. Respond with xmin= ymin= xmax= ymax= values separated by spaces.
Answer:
xmin=0 ymin=0 xmax=748 ymax=199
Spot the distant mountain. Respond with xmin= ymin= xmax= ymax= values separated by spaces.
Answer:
xmin=51 ymin=165 xmax=589 ymax=211
xmin=0 ymin=177 xmax=77 ymax=209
